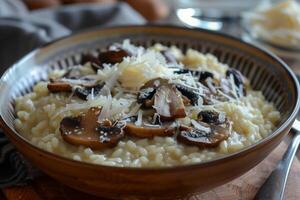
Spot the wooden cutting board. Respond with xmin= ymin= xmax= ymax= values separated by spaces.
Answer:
xmin=1 ymin=135 xmax=300 ymax=200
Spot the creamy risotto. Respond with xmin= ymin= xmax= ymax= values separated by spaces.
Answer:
xmin=14 ymin=40 xmax=280 ymax=167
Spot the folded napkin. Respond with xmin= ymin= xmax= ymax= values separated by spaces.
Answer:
xmin=0 ymin=0 xmax=145 ymax=188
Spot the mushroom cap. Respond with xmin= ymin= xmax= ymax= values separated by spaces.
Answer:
xmin=125 ymin=123 xmax=175 ymax=138
xmin=177 ymin=110 xmax=231 ymax=148
xmin=60 ymin=107 xmax=125 ymax=150
xmin=80 ymin=53 xmax=102 ymax=71
xmin=154 ymin=84 xmax=186 ymax=121
xmin=137 ymin=78 xmax=186 ymax=121
xmin=98 ymin=49 xmax=130 ymax=65
xmin=47 ymin=82 xmax=72 ymax=93
xmin=177 ymin=123 xmax=230 ymax=148
xmin=197 ymin=110 xmax=226 ymax=125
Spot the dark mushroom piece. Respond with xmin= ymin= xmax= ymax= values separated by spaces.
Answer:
xmin=137 ymin=87 xmax=156 ymax=107
xmin=47 ymin=67 xmax=84 ymax=93
xmin=154 ymin=84 xmax=186 ymax=121
xmin=226 ymin=68 xmax=244 ymax=87
xmin=177 ymin=123 xmax=230 ymax=148
xmin=47 ymin=68 xmax=104 ymax=100
xmin=98 ymin=49 xmax=131 ymax=65
xmin=123 ymin=115 xmax=175 ymax=138
xmin=47 ymin=82 xmax=72 ymax=93
xmin=47 ymin=65 xmax=94 ymax=92
xmin=63 ymin=69 xmax=81 ymax=80
xmin=198 ymin=110 xmax=226 ymax=125
xmin=48 ymin=80 xmax=103 ymax=100
xmin=225 ymin=68 xmax=246 ymax=96
xmin=173 ymin=68 xmax=214 ymax=83
xmin=60 ymin=107 xmax=125 ymax=150
xmin=199 ymin=71 xmax=214 ymax=83
xmin=137 ymin=78 xmax=186 ymax=120
xmin=74 ymin=83 xmax=104 ymax=100
xmin=136 ymin=78 xmax=172 ymax=108
xmin=80 ymin=53 xmax=102 ymax=71
xmin=172 ymin=69 xmax=215 ymax=105
xmin=177 ymin=111 xmax=231 ymax=148
xmin=175 ymin=84 xmax=200 ymax=106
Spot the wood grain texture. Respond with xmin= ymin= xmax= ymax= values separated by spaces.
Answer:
xmin=2 ymin=137 xmax=299 ymax=200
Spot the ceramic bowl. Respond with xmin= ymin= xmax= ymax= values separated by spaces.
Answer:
xmin=0 ymin=25 xmax=299 ymax=199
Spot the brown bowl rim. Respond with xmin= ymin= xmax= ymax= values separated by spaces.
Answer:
xmin=1 ymin=25 xmax=299 ymax=172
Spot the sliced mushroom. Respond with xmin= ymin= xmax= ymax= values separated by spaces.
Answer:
xmin=47 ymin=82 xmax=72 ymax=93
xmin=80 ymin=53 xmax=102 ymax=71
xmin=137 ymin=78 xmax=173 ymax=108
xmin=136 ymin=78 xmax=186 ymax=120
xmin=48 ymin=80 xmax=103 ymax=100
xmin=98 ymin=49 xmax=131 ymax=65
xmin=175 ymin=84 xmax=200 ymax=106
xmin=199 ymin=71 xmax=214 ymax=83
xmin=177 ymin=110 xmax=231 ymax=148
xmin=60 ymin=107 xmax=125 ymax=150
xmin=154 ymin=84 xmax=186 ymax=121
xmin=123 ymin=115 xmax=175 ymax=138
xmin=74 ymin=83 xmax=104 ymax=100
xmin=137 ymin=87 xmax=156 ymax=107
xmin=173 ymin=68 xmax=214 ymax=83
xmin=48 ymin=67 xmax=83 ymax=92
xmin=226 ymin=68 xmax=244 ymax=87
xmin=197 ymin=110 xmax=226 ymax=125
xmin=48 ymin=72 xmax=103 ymax=100
xmin=177 ymin=123 xmax=230 ymax=148
xmin=173 ymin=68 xmax=190 ymax=74
xmin=161 ymin=50 xmax=177 ymax=64
xmin=125 ymin=123 xmax=175 ymax=138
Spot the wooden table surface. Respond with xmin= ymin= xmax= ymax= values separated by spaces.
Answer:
xmin=1 ymin=135 xmax=299 ymax=200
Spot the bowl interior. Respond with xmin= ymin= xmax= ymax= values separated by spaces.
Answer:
xmin=0 ymin=25 xmax=298 ymax=163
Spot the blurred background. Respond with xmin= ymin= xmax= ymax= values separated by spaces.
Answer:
xmin=1 ymin=0 xmax=300 ymax=72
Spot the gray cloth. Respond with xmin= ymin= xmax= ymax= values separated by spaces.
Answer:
xmin=0 ymin=0 xmax=145 ymax=188
xmin=0 ymin=0 xmax=145 ymax=74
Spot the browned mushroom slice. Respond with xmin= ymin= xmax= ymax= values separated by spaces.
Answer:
xmin=154 ymin=84 xmax=186 ymax=121
xmin=137 ymin=78 xmax=187 ymax=120
xmin=60 ymin=107 xmax=125 ymax=150
xmin=177 ymin=122 xmax=230 ymax=148
xmin=125 ymin=123 xmax=175 ymax=138
xmin=197 ymin=110 xmax=226 ymax=125
xmin=47 ymin=82 xmax=72 ymax=93
xmin=48 ymin=75 xmax=103 ymax=100
xmin=98 ymin=49 xmax=131 ymax=65
xmin=137 ymin=87 xmax=156 ymax=107
xmin=80 ymin=53 xmax=102 ymax=71
xmin=175 ymin=84 xmax=200 ymax=106
xmin=137 ymin=78 xmax=169 ymax=108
